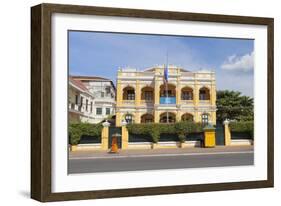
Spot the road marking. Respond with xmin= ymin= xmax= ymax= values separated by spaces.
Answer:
xmin=69 ymin=151 xmax=254 ymax=160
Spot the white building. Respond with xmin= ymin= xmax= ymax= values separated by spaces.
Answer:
xmin=68 ymin=77 xmax=96 ymax=123
xmin=71 ymin=76 xmax=116 ymax=124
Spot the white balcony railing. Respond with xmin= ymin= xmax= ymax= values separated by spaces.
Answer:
xmin=69 ymin=103 xmax=83 ymax=112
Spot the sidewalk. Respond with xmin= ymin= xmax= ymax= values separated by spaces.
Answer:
xmin=69 ymin=145 xmax=253 ymax=159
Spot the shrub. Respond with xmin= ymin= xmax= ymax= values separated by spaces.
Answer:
xmin=127 ymin=122 xmax=204 ymax=143
xmin=69 ymin=125 xmax=82 ymax=145
xmin=127 ymin=123 xmax=160 ymax=142
xmin=229 ymin=121 xmax=254 ymax=138
xmin=175 ymin=121 xmax=203 ymax=142
xmin=69 ymin=123 xmax=102 ymax=145
xmin=175 ymin=121 xmax=203 ymax=133
xmin=157 ymin=123 xmax=176 ymax=134
xmin=177 ymin=133 xmax=186 ymax=143
xmin=126 ymin=123 xmax=151 ymax=135
xmin=150 ymin=128 xmax=160 ymax=143
xmin=175 ymin=122 xmax=187 ymax=143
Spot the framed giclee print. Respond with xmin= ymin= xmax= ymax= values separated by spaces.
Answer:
xmin=31 ymin=3 xmax=274 ymax=202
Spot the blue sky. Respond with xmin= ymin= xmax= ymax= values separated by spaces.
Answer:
xmin=69 ymin=31 xmax=254 ymax=97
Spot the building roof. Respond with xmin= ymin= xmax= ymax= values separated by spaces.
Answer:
xmin=69 ymin=77 xmax=89 ymax=92
xmin=71 ymin=75 xmax=116 ymax=90
xmin=143 ymin=65 xmax=190 ymax=72
xmin=71 ymin=75 xmax=112 ymax=82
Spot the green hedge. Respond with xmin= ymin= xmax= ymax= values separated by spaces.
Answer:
xmin=69 ymin=123 xmax=102 ymax=145
xmin=229 ymin=121 xmax=254 ymax=138
xmin=126 ymin=122 xmax=203 ymax=143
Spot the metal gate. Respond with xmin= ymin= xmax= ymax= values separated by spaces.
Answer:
xmin=108 ymin=126 xmax=122 ymax=149
xmin=215 ymin=123 xmax=225 ymax=145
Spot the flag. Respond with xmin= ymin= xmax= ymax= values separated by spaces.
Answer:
xmin=163 ymin=65 xmax=168 ymax=84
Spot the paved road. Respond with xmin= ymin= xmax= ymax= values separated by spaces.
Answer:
xmin=68 ymin=151 xmax=254 ymax=174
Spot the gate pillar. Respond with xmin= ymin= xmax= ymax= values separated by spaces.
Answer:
xmin=121 ymin=120 xmax=129 ymax=149
xmin=101 ymin=121 xmax=110 ymax=150
xmin=223 ymin=120 xmax=231 ymax=146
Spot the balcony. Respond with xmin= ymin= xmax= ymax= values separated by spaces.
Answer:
xmin=181 ymin=100 xmax=194 ymax=105
xmin=122 ymin=100 xmax=135 ymax=105
xmin=141 ymin=100 xmax=154 ymax=105
xmin=68 ymin=103 xmax=83 ymax=113
xmin=199 ymin=100 xmax=211 ymax=105
xmin=160 ymin=97 xmax=176 ymax=104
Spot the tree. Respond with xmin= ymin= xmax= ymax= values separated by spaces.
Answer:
xmin=216 ymin=90 xmax=254 ymax=123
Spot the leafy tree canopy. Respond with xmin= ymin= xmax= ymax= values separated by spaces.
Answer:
xmin=216 ymin=90 xmax=254 ymax=123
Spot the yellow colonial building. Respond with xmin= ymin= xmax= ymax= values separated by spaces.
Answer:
xmin=115 ymin=65 xmax=216 ymax=126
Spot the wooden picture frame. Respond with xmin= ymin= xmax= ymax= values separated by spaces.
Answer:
xmin=31 ymin=3 xmax=274 ymax=202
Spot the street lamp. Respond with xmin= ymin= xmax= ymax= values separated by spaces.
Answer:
xmin=121 ymin=119 xmax=127 ymax=126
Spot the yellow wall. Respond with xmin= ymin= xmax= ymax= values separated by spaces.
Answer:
xmin=101 ymin=126 xmax=109 ymax=150
xmin=135 ymin=112 xmax=141 ymax=123
xmin=116 ymin=68 xmax=216 ymax=125
xmin=154 ymin=110 xmax=160 ymax=123
xmin=176 ymin=111 xmax=181 ymax=122
xmin=154 ymin=78 xmax=160 ymax=105
xmin=224 ymin=123 xmax=231 ymax=146
xmin=116 ymin=112 xmax=122 ymax=127
xmin=121 ymin=126 xmax=129 ymax=149
xmin=116 ymin=80 xmax=122 ymax=107
xmin=135 ymin=80 xmax=141 ymax=106
xmin=211 ymin=81 xmax=216 ymax=106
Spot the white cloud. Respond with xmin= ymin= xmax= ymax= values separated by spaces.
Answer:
xmin=221 ymin=52 xmax=254 ymax=72
xmin=216 ymin=72 xmax=253 ymax=97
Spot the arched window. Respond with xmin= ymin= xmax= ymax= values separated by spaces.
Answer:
xmin=160 ymin=84 xmax=176 ymax=97
xmin=159 ymin=84 xmax=176 ymax=104
xmin=123 ymin=86 xmax=135 ymax=100
xmin=181 ymin=87 xmax=193 ymax=100
xmin=141 ymin=114 xmax=154 ymax=123
xmin=141 ymin=86 xmax=154 ymax=101
xmin=199 ymin=87 xmax=210 ymax=100
xmin=160 ymin=112 xmax=176 ymax=123
xmin=181 ymin=113 xmax=194 ymax=121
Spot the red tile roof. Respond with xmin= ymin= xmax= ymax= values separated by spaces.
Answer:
xmin=69 ymin=77 xmax=88 ymax=92
xmin=71 ymin=75 xmax=116 ymax=90
xmin=71 ymin=75 xmax=112 ymax=82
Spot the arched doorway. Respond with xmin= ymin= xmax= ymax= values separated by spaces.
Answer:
xmin=141 ymin=113 xmax=154 ymax=123
xmin=160 ymin=112 xmax=176 ymax=123
xmin=181 ymin=113 xmax=194 ymax=121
